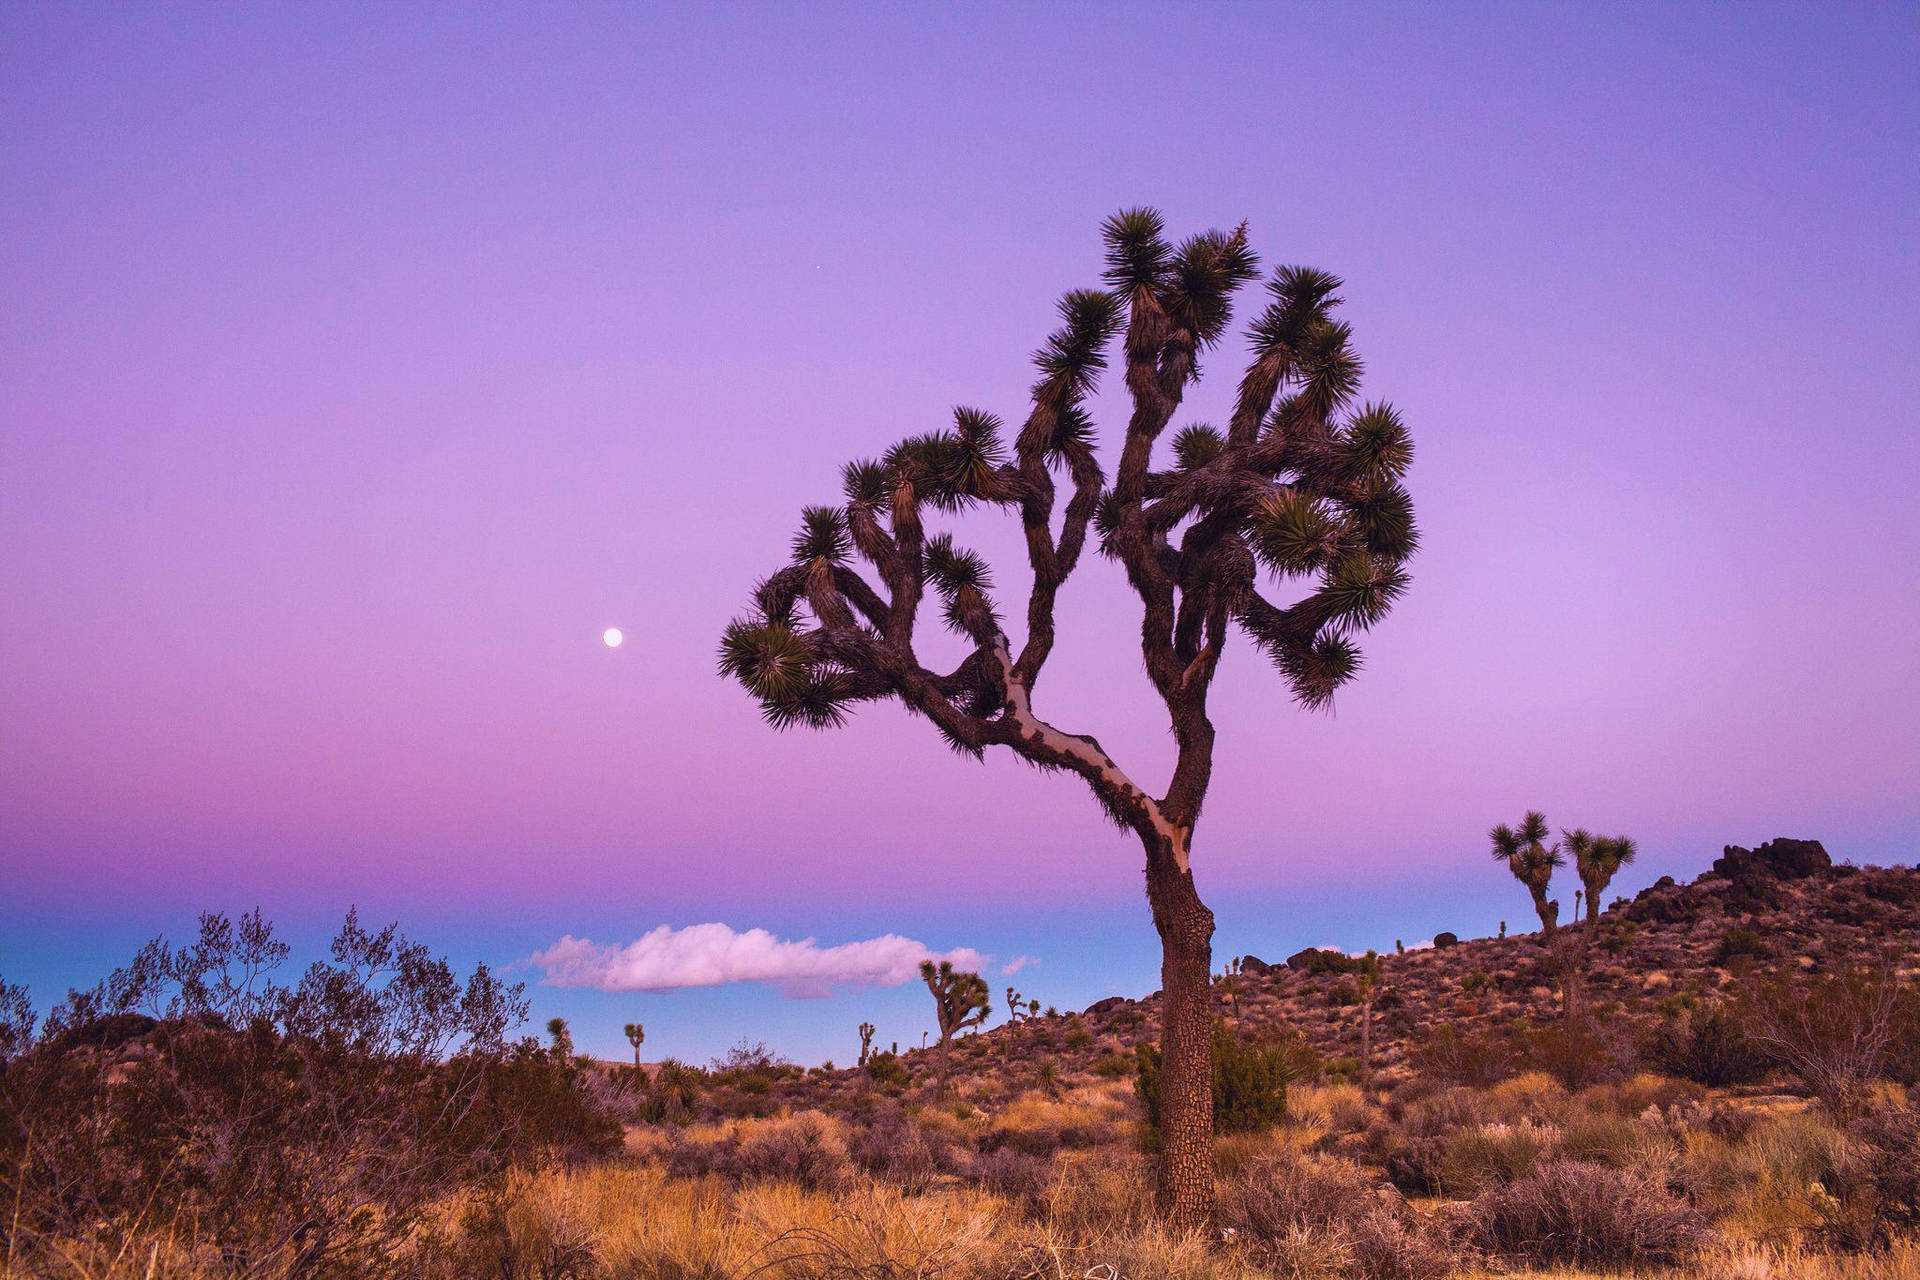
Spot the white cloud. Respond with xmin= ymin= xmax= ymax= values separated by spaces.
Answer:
xmin=530 ymin=923 xmax=985 ymax=999
xmin=1001 ymin=955 xmax=1038 ymax=976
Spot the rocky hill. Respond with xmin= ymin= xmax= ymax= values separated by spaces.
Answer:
xmin=913 ymin=839 xmax=1920 ymax=1094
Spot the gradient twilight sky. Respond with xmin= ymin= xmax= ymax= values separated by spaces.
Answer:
xmin=4 ymin=4 xmax=1918 ymax=1066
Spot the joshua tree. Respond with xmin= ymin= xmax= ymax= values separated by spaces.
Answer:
xmin=857 ymin=1020 xmax=876 ymax=1066
xmin=623 ymin=1020 xmax=645 ymax=1069
xmin=921 ymin=959 xmax=989 ymax=1093
xmin=1004 ymin=986 xmax=1039 ymax=1022
xmin=720 ymin=210 xmax=1417 ymax=1226
xmin=1564 ymin=829 xmax=1637 ymax=924
xmin=1356 ymin=950 xmax=1382 ymax=1096
xmin=546 ymin=1015 xmax=573 ymax=1060
xmin=1490 ymin=811 xmax=1563 ymax=933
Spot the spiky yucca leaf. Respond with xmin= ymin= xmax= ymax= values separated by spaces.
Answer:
xmin=1519 ymin=810 xmax=1551 ymax=846
xmin=1249 ymin=488 xmax=1337 ymax=575
xmin=1164 ymin=225 xmax=1259 ymax=350
xmin=1346 ymin=480 xmax=1419 ymax=561
xmin=1491 ymin=824 xmax=1523 ymax=861
xmin=1031 ymin=289 xmax=1121 ymax=399
xmin=1172 ymin=424 xmax=1225 ymax=472
xmin=1280 ymin=633 xmax=1361 ymax=710
xmin=1596 ymin=835 xmax=1638 ymax=874
xmin=1293 ymin=320 xmax=1364 ymax=424
xmin=1101 ymin=207 xmax=1171 ymax=294
xmin=750 ymin=576 xmax=798 ymax=628
xmin=1092 ymin=489 xmax=1124 ymax=556
xmin=1319 ymin=551 xmax=1407 ymax=630
xmin=1048 ymin=403 xmax=1099 ymax=466
xmin=947 ymin=407 xmax=1008 ymax=496
xmin=1342 ymin=403 xmax=1413 ymax=482
xmin=718 ymin=619 xmax=816 ymax=704
xmin=790 ymin=506 xmax=851 ymax=565
xmin=842 ymin=458 xmax=889 ymax=510
xmin=760 ymin=667 xmax=858 ymax=730
xmin=922 ymin=532 xmax=994 ymax=596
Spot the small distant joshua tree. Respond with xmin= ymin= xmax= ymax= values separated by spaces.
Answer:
xmin=1004 ymin=986 xmax=1040 ymax=1021
xmin=719 ymin=209 xmax=1418 ymax=1226
xmin=546 ymin=1016 xmax=573 ymax=1060
xmin=1564 ymin=828 xmax=1638 ymax=924
xmin=921 ymin=959 xmax=990 ymax=1095
xmin=1491 ymin=810 xmax=1563 ymax=933
xmin=1355 ymin=950 xmax=1382 ymax=1096
xmin=857 ymin=1020 xmax=876 ymax=1066
xmin=623 ymin=1020 xmax=645 ymax=1069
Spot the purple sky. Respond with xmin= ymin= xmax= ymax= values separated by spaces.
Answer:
xmin=4 ymin=4 xmax=1917 ymax=1065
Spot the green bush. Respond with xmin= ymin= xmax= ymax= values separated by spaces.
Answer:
xmin=1134 ymin=1022 xmax=1305 ymax=1147
xmin=864 ymin=1050 xmax=909 ymax=1088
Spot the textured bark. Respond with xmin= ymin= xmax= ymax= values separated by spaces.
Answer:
xmin=1147 ymin=853 xmax=1216 ymax=1230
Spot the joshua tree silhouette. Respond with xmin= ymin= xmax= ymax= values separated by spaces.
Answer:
xmin=720 ymin=210 xmax=1417 ymax=1225
xmin=1564 ymin=829 xmax=1638 ymax=923
xmin=623 ymin=1021 xmax=644 ymax=1069
xmin=1491 ymin=810 xmax=1564 ymax=933
xmin=920 ymin=959 xmax=989 ymax=1096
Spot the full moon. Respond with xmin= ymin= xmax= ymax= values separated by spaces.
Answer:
xmin=602 ymin=627 xmax=624 ymax=648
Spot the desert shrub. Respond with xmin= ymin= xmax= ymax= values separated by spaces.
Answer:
xmin=846 ymin=1108 xmax=956 ymax=1194
xmin=446 ymin=1172 xmax=603 ymax=1280
xmin=1286 ymin=947 xmax=1362 ymax=977
xmin=1438 ymin=1123 xmax=1549 ymax=1195
xmin=636 ymin=1058 xmax=705 ymax=1124
xmin=1521 ymin=1018 xmax=1620 ymax=1090
xmin=0 ymin=911 xmax=617 ymax=1279
xmin=970 ymin=1148 xmax=1055 ymax=1207
xmin=1648 ymin=1001 xmax=1771 ymax=1087
xmin=1467 ymin=1158 xmax=1706 ymax=1266
xmin=1819 ymin=1099 xmax=1920 ymax=1251
xmin=1715 ymin=926 xmax=1771 ymax=965
xmin=1735 ymin=964 xmax=1920 ymax=1112
xmin=1136 ymin=1023 xmax=1304 ymax=1147
xmin=735 ymin=1112 xmax=852 ymax=1190
xmin=662 ymin=1132 xmax=740 ymax=1180
xmin=1223 ymin=1148 xmax=1450 ymax=1280
xmin=1413 ymin=1024 xmax=1517 ymax=1087
xmin=1043 ymin=1150 xmax=1154 ymax=1243
xmin=864 ymin=1050 xmax=910 ymax=1088
xmin=1557 ymin=1113 xmax=1661 ymax=1168
xmin=1063 ymin=1019 xmax=1094 ymax=1050
xmin=1090 ymin=1051 xmax=1133 ymax=1079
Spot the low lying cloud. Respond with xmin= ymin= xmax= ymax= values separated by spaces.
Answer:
xmin=530 ymin=923 xmax=985 ymax=999
xmin=1001 ymin=955 xmax=1038 ymax=976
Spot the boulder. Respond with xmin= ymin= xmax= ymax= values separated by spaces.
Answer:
xmin=1713 ymin=837 xmax=1831 ymax=882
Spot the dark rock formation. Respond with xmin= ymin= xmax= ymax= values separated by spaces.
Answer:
xmin=1713 ymin=838 xmax=1831 ymax=883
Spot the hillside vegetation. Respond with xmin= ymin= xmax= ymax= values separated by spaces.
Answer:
xmin=5 ymin=839 xmax=1919 ymax=1278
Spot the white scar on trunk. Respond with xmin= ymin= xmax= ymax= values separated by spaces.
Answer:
xmin=990 ymin=640 xmax=1190 ymax=872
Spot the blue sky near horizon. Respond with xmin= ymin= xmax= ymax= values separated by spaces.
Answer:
xmin=3 ymin=3 xmax=1918 ymax=1065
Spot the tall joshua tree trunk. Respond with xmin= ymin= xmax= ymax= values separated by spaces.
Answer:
xmin=1147 ymin=851 xmax=1216 ymax=1218
xmin=720 ymin=210 xmax=1418 ymax=1228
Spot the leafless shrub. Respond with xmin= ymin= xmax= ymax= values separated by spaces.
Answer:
xmin=737 ymin=1113 xmax=854 ymax=1191
xmin=1466 ymin=1158 xmax=1706 ymax=1267
xmin=1222 ymin=1148 xmax=1451 ymax=1280
xmin=1737 ymin=964 xmax=1919 ymax=1114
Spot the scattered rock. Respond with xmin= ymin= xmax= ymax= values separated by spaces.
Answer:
xmin=1712 ymin=838 xmax=1831 ymax=883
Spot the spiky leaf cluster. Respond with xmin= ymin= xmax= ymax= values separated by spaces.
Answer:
xmin=718 ymin=207 xmax=1418 ymax=827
